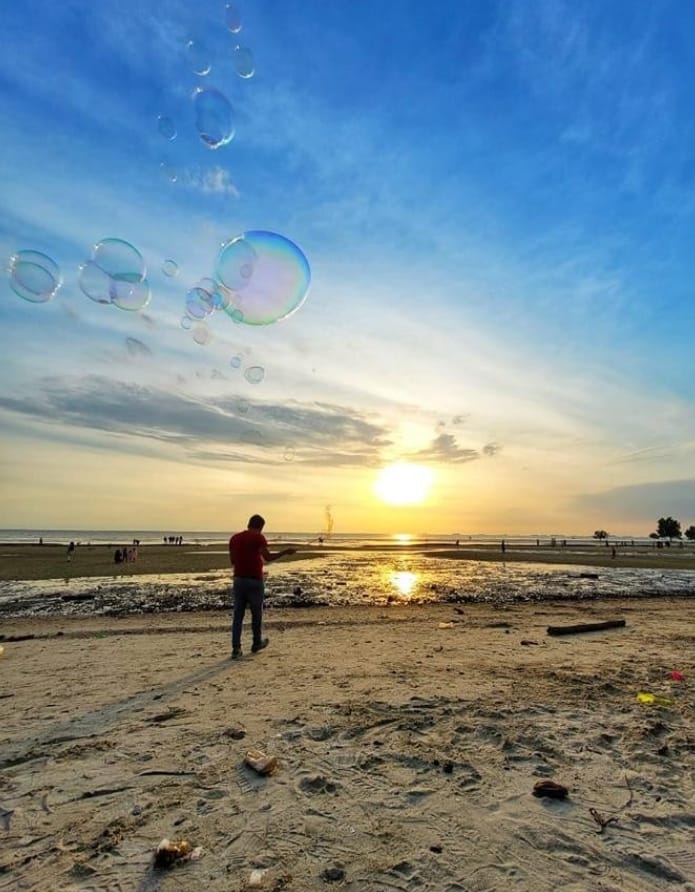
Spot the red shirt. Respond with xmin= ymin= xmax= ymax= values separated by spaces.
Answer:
xmin=229 ymin=529 xmax=267 ymax=579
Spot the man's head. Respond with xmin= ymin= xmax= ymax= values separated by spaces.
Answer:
xmin=248 ymin=514 xmax=266 ymax=531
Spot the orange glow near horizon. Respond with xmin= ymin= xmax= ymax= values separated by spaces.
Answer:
xmin=374 ymin=462 xmax=434 ymax=506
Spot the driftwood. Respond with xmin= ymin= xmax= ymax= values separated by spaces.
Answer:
xmin=547 ymin=619 xmax=626 ymax=637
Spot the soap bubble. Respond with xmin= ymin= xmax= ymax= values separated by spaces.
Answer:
xmin=187 ymin=40 xmax=211 ymax=76
xmin=244 ymin=365 xmax=265 ymax=384
xmin=160 ymin=161 xmax=178 ymax=183
xmin=186 ymin=286 xmax=215 ymax=319
xmin=217 ymin=231 xmax=311 ymax=325
xmin=237 ymin=398 xmax=250 ymax=414
xmin=181 ymin=316 xmax=193 ymax=330
xmin=283 ymin=447 xmax=296 ymax=462
xmin=233 ymin=45 xmax=255 ymax=78
xmin=157 ymin=115 xmax=177 ymax=140
xmin=192 ymin=322 xmax=212 ymax=345
xmin=194 ymin=88 xmax=235 ymax=149
xmin=79 ymin=237 xmax=150 ymax=311
xmin=230 ymin=354 xmax=242 ymax=368
xmin=8 ymin=250 xmax=61 ymax=303
xmin=225 ymin=3 xmax=242 ymax=32
xmin=162 ymin=259 xmax=179 ymax=277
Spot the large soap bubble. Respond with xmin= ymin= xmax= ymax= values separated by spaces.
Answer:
xmin=79 ymin=237 xmax=151 ymax=311
xmin=193 ymin=88 xmax=235 ymax=149
xmin=217 ymin=231 xmax=311 ymax=325
xmin=233 ymin=45 xmax=255 ymax=78
xmin=8 ymin=250 xmax=61 ymax=303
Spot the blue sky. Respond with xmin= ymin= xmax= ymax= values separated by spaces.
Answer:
xmin=1 ymin=0 xmax=694 ymax=535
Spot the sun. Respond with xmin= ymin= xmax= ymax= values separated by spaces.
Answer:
xmin=374 ymin=462 xmax=434 ymax=506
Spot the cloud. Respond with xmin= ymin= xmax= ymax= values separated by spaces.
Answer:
xmin=0 ymin=375 xmax=391 ymax=467
xmin=572 ymin=479 xmax=695 ymax=523
xmin=411 ymin=433 xmax=480 ymax=464
xmin=482 ymin=442 xmax=501 ymax=457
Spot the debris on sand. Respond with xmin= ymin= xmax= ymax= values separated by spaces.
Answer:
xmin=153 ymin=838 xmax=202 ymax=869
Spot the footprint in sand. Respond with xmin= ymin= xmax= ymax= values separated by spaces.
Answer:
xmin=298 ymin=774 xmax=340 ymax=795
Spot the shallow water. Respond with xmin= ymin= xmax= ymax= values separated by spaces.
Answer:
xmin=1 ymin=551 xmax=695 ymax=618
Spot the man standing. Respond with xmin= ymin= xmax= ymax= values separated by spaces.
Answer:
xmin=229 ymin=514 xmax=295 ymax=659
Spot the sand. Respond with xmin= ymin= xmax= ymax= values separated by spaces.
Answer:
xmin=1 ymin=598 xmax=694 ymax=891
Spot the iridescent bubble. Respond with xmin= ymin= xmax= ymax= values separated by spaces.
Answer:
xmin=181 ymin=316 xmax=193 ymax=330
xmin=8 ymin=251 xmax=61 ymax=303
xmin=162 ymin=259 xmax=179 ymax=277
xmin=237 ymin=398 xmax=250 ymax=414
xmin=110 ymin=276 xmax=151 ymax=312
xmin=79 ymin=238 xmax=150 ymax=311
xmin=217 ymin=231 xmax=311 ymax=325
xmin=157 ymin=115 xmax=177 ymax=140
xmin=230 ymin=354 xmax=242 ymax=368
xmin=186 ymin=286 xmax=215 ymax=319
xmin=193 ymin=88 xmax=235 ymax=149
xmin=187 ymin=40 xmax=211 ymax=76
xmin=233 ymin=45 xmax=255 ymax=78
xmin=225 ymin=2 xmax=242 ymax=32
xmin=244 ymin=365 xmax=265 ymax=384
xmin=192 ymin=322 xmax=212 ymax=345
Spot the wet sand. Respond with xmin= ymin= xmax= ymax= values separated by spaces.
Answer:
xmin=2 ymin=540 xmax=695 ymax=582
xmin=1 ymin=598 xmax=694 ymax=890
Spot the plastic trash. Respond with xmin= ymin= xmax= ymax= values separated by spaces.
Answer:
xmin=637 ymin=692 xmax=674 ymax=706
xmin=438 ymin=622 xmax=455 ymax=629
xmin=670 ymin=671 xmax=684 ymax=681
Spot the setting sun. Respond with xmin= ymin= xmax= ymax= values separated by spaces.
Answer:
xmin=374 ymin=462 xmax=434 ymax=506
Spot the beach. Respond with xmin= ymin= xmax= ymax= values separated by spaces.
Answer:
xmin=1 ymin=546 xmax=695 ymax=890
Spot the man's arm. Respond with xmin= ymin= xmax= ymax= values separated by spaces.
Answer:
xmin=261 ymin=545 xmax=296 ymax=562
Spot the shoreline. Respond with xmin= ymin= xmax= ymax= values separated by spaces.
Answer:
xmin=2 ymin=541 xmax=695 ymax=583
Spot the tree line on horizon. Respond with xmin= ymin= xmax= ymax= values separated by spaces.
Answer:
xmin=593 ymin=517 xmax=695 ymax=542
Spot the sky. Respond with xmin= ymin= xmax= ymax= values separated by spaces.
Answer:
xmin=1 ymin=0 xmax=695 ymax=536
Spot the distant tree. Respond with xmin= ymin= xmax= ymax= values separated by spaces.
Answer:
xmin=593 ymin=530 xmax=609 ymax=540
xmin=649 ymin=532 xmax=659 ymax=540
xmin=656 ymin=517 xmax=682 ymax=540
xmin=685 ymin=525 xmax=695 ymax=541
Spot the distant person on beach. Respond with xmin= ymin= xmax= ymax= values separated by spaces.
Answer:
xmin=229 ymin=514 xmax=296 ymax=660
xmin=67 ymin=541 xmax=76 ymax=561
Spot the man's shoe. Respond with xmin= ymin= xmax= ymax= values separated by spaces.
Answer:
xmin=251 ymin=638 xmax=269 ymax=653
xmin=231 ymin=648 xmax=243 ymax=659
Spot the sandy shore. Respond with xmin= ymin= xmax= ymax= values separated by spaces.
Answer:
xmin=1 ymin=599 xmax=694 ymax=891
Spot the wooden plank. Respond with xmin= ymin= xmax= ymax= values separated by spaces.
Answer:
xmin=547 ymin=619 xmax=626 ymax=637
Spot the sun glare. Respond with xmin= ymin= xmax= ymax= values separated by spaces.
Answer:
xmin=374 ymin=462 xmax=434 ymax=506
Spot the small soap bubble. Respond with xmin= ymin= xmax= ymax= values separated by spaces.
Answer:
xmin=79 ymin=238 xmax=150 ymax=311
xmin=187 ymin=39 xmax=211 ymax=76
xmin=186 ymin=286 xmax=215 ymax=319
xmin=230 ymin=354 xmax=242 ymax=368
xmin=233 ymin=45 xmax=255 ymax=78
xmin=217 ymin=230 xmax=311 ymax=325
xmin=244 ymin=365 xmax=265 ymax=384
xmin=225 ymin=2 xmax=242 ymax=32
xmin=162 ymin=259 xmax=179 ymax=277
xmin=193 ymin=87 xmax=235 ymax=149
xmin=157 ymin=115 xmax=177 ymax=140
xmin=181 ymin=315 xmax=193 ymax=330
xmin=8 ymin=250 xmax=61 ymax=303
xmin=237 ymin=398 xmax=250 ymax=414
xmin=111 ymin=276 xmax=151 ymax=312
xmin=192 ymin=322 xmax=212 ymax=345
xmin=283 ymin=447 xmax=296 ymax=462
xmin=160 ymin=161 xmax=178 ymax=183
